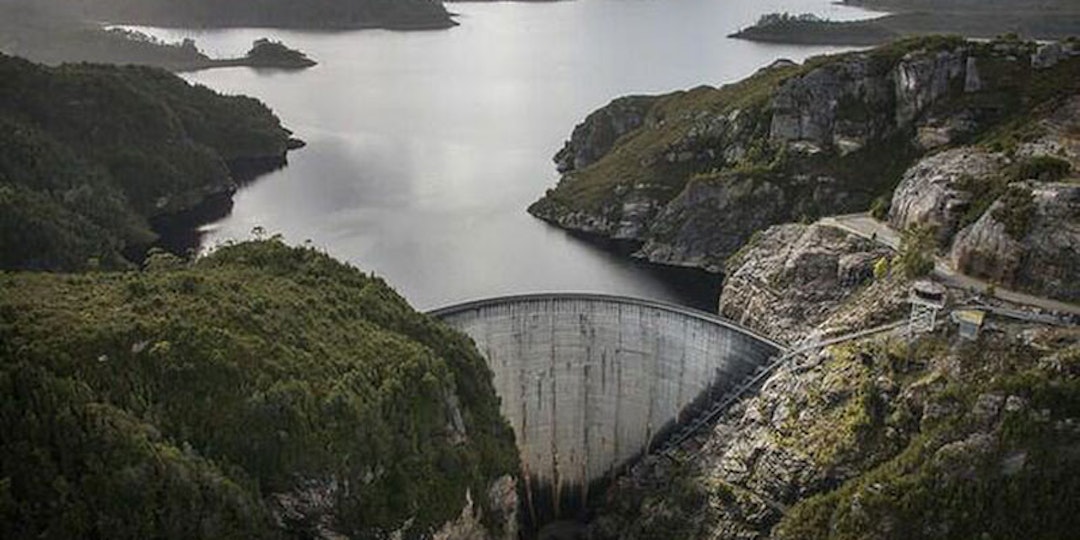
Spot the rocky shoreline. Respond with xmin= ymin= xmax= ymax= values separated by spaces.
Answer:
xmin=530 ymin=36 xmax=1080 ymax=303
xmin=147 ymin=139 xmax=305 ymax=259
xmin=536 ymin=35 xmax=1080 ymax=540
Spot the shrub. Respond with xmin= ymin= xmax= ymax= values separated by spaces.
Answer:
xmin=1011 ymin=155 xmax=1072 ymax=182
xmin=869 ymin=195 xmax=891 ymax=220
xmin=992 ymin=186 xmax=1036 ymax=239
xmin=894 ymin=224 xmax=936 ymax=278
xmin=873 ymin=256 xmax=890 ymax=280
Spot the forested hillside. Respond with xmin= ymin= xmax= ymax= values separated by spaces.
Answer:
xmin=0 ymin=54 xmax=294 ymax=271
xmin=0 ymin=240 xmax=519 ymax=539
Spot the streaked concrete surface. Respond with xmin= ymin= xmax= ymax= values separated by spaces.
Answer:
xmin=431 ymin=294 xmax=780 ymax=522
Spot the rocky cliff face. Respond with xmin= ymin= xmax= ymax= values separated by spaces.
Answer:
xmin=530 ymin=37 xmax=1080 ymax=276
xmin=950 ymin=182 xmax=1080 ymax=301
xmin=431 ymin=476 xmax=518 ymax=540
xmin=591 ymin=220 xmax=1080 ymax=539
xmin=883 ymin=87 xmax=1080 ymax=303
xmin=887 ymin=148 xmax=1007 ymax=244
xmin=589 ymin=218 xmax=911 ymax=538
xmin=554 ymin=95 xmax=657 ymax=174
xmin=767 ymin=55 xmax=892 ymax=153
xmin=717 ymin=223 xmax=896 ymax=343
xmin=579 ymin=39 xmax=1080 ymax=540
xmin=634 ymin=173 xmax=791 ymax=271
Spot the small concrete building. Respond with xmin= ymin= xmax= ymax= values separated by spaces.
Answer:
xmin=952 ymin=309 xmax=986 ymax=341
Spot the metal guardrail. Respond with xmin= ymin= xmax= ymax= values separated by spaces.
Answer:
xmin=427 ymin=292 xmax=786 ymax=351
xmin=958 ymin=302 xmax=1075 ymax=326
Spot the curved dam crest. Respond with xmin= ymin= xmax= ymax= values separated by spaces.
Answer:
xmin=430 ymin=294 xmax=781 ymax=525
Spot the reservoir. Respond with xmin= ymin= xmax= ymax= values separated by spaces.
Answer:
xmin=137 ymin=0 xmax=869 ymax=310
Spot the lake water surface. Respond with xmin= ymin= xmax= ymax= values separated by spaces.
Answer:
xmin=137 ymin=0 xmax=872 ymax=310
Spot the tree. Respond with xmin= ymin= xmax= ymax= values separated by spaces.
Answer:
xmin=894 ymin=224 xmax=936 ymax=278
xmin=873 ymin=256 xmax=890 ymax=280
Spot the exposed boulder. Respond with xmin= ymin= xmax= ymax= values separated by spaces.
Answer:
xmin=950 ymin=182 xmax=1080 ymax=302
xmin=888 ymin=147 xmax=1008 ymax=244
xmin=717 ymin=223 xmax=895 ymax=343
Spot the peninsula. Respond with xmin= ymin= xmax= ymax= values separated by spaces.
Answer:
xmin=0 ymin=3 xmax=317 ymax=72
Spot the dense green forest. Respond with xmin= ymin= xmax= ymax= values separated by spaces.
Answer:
xmin=0 ymin=53 xmax=294 ymax=272
xmin=35 ymin=0 xmax=455 ymax=30
xmin=0 ymin=240 xmax=519 ymax=539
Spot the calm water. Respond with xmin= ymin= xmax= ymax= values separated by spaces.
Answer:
xmin=136 ymin=0 xmax=871 ymax=310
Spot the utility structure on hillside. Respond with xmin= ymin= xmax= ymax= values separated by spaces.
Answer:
xmin=909 ymin=280 xmax=946 ymax=337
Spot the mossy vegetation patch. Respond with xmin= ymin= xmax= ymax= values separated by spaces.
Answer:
xmin=992 ymin=185 xmax=1037 ymax=239
xmin=540 ymin=62 xmax=804 ymax=213
xmin=776 ymin=333 xmax=1080 ymax=540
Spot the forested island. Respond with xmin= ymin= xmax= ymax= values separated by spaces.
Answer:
xmin=0 ymin=2 xmax=317 ymax=72
xmin=731 ymin=0 xmax=1080 ymax=45
xmin=238 ymin=39 xmax=318 ymax=70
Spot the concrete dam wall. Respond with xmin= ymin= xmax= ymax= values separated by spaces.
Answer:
xmin=430 ymin=294 xmax=781 ymax=523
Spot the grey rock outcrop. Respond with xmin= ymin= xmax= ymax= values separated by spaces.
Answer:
xmin=1017 ymin=94 xmax=1080 ymax=171
xmin=432 ymin=476 xmax=518 ymax=540
xmin=964 ymin=56 xmax=982 ymax=93
xmin=553 ymin=95 xmax=657 ymax=173
xmin=888 ymin=147 xmax=1007 ymax=244
xmin=717 ymin=223 xmax=894 ymax=343
xmin=635 ymin=177 xmax=789 ymax=272
xmin=951 ymin=182 xmax=1080 ymax=302
xmin=893 ymin=48 xmax=967 ymax=127
xmin=768 ymin=57 xmax=892 ymax=153
xmin=769 ymin=46 xmax=967 ymax=154
xmin=1031 ymin=40 xmax=1080 ymax=70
